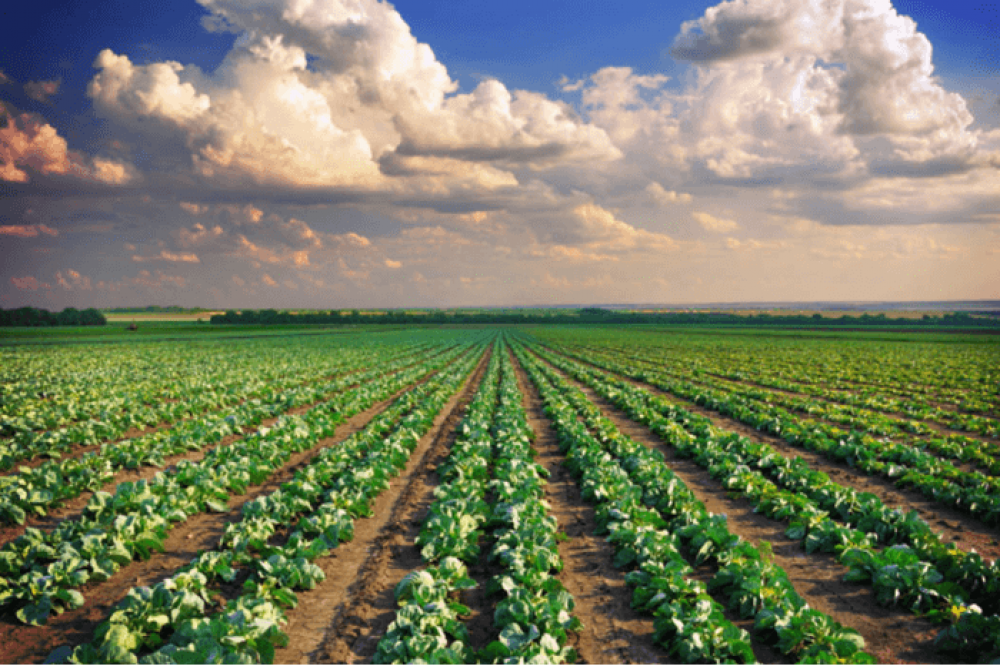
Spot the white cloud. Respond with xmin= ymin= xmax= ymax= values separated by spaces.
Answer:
xmin=646 ymin=182 xmax=692 ymax=206
xmin=572 ymin=202 xmax=678 ymax=251
xmin=693 ymin=211 xmax=740 ymax=233
xmin=395 ymin=80 xmax=621 ymax=167
xmin=668 ymin=0 xmax=978 ymax=170
xmin=81 ymin=0 xmax=618 ymax=198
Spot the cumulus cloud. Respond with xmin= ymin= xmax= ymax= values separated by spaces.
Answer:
xmin=129 ymin=269 xmax=186 ymax=289
xmin=178 ymin=222 xmax=225 ymax=248
xmin=80 ymin=0 xmax=618 ymax=198
xmin=0 ymin=102 xmax=135 ymax=184
xmin=646 ymin=182 xmax=692 ymax=205
xmin=179 ymin=201 xmax=209 ymax=215
xmin=394 ymin=80 xmax=621 ymax=166
xmin=10 ymin=276 xmax=51 ymax=291
xmin=570 ymin=202 xmax=678 ymax=251
xmin=693 ymin=211 xmax=740 ymax=233
xmin=24 ymin=79 xmax=61 ymax=103
xmin=667 ymin=0 xmax=978 ymax=172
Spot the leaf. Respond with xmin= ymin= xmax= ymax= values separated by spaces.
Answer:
xmin=204 ymin=499 xmax=229 ymax=513
xmin=17 ymin=597 xmax=53 ymax=626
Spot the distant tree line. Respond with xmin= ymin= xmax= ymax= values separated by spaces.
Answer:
xmin=210 ymin=307 xmax=1000 ymax=328
xmin=103 ymin=305 xmax=208 ymax=314
xmin=0 ymin=307 xmax=107 ymax=327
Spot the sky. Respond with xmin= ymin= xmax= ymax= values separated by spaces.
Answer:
xmin=1 ymin=0 xmax=998 ymax=310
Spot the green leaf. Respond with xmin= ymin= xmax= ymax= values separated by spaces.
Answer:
xmin=17 ymin=597 xmax=53 ymax=626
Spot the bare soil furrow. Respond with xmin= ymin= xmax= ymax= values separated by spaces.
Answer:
xmin=511 ymin=354 xmax=673 ymax=665
xmin=289 ymin=348 xmax=490 ymax=664
xmin=555 ymin=350 xmax=1000 ymax=561
xmin=0 ymin=374 xmax=431 ymax=665
xmin=537 ymin=355 xmax=948 ymax=665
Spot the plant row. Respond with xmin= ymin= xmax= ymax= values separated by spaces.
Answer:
xmin=477 ymin=348 xmax=580 ymax=663
xmin=0 ymin=342 xmax=447 ymax=525
xmin=533 ymin=327 xmax=997 ymax=422
xmin=0 ymin=337 xmax=362 ymax=434
xmin=524 ymin=342 xmax=1000 ymax=662
xmin=515 ymin=342 xmax=873 ymax=664
xmin=0 ymin=340 xmax=481 ymax=626
xmin=374 ymin=343 xmax=503 ymax=663
xmin=377 ymin=343 xmax=582 ymax=663
xmin=596 ymin=340 xmax=1000 ymax=470
xmin=58 ymin=337 xmax=489 ymax=664
xmin=0 ymin=339 xmax=437 ymax=470
xmin=545 ymin=341 xmax=1000 ymax=526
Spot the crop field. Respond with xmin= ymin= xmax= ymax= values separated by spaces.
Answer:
xmin=0 ymin=325 xmax=998 ymax=664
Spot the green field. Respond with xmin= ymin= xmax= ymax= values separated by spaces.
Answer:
xmin=1 ymin=326 xmax=997 ymax=664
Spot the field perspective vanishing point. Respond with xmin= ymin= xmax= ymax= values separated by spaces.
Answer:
xmin=0 ymin=325 xmax=998 ymax=664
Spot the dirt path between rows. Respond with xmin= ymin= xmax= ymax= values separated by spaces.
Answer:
xmin=546 ymin=348 xmax=1000 ymax=563
xmin=277 ymin=346 xmax=491 ymax=664
xmin=511 ymin=353 xmax=673 ymax=664
xmin=0 ymin=355 xmax=465 ymax=665
xmin=533 ymin=353 xmax=947 ymax=665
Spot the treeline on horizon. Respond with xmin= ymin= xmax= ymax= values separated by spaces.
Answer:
xmin=0 ymin=307 xmax=107 ymax=327
xmin=209 ymin=308 xmax=1000 ymax=328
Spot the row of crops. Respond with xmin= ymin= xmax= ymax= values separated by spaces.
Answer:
xmin=0 ymin=325 xmax=997 ymax=663
xmin=513 ymin=328 xmax=1000 ymax=663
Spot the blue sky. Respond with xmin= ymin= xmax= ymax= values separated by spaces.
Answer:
xmin=1 ymin=0 xmax=998 ymax=309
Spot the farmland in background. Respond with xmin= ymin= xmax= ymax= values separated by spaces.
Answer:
xmin=0 ymin=324 xmax=997 ymax=664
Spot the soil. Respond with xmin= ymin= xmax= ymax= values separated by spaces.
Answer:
xmin=530 ymin=352 xmax=948 ymax=664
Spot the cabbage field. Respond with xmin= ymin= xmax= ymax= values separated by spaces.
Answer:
xmin=0 ymin=326 xmax=997 ymax=664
